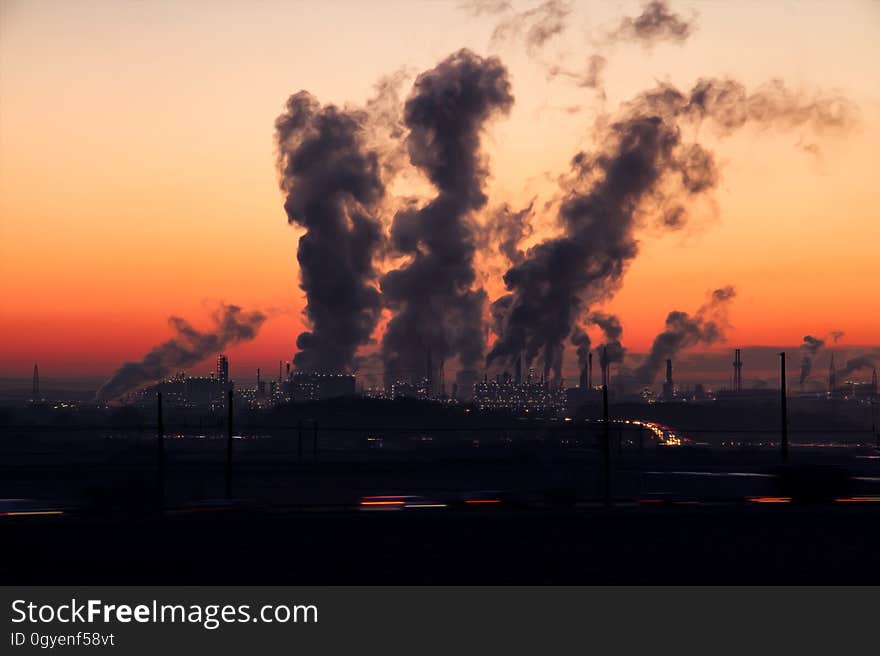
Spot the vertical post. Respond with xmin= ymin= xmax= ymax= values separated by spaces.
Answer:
xmin=600 ymin=346 xmax=612 ymax=506
xmin=297 ymin=420 xmax=303 ymax=464
xmin=157 ymin=392 xmax=165 ymax=510
xmin=780 ymin=352 xmax=789 ymax=464
xmin=313 ymin=420 xmax=319 ymax=463
xmin=872 ymin=394 xmax=877 ymax=449
xmin=226 ymin=389 xmax=233 ymax=499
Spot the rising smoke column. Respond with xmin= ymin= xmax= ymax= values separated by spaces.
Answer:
xmin=590 ymin=311 xmax=626 ymax=370
xmin=97 ymin=304 xmax=266 ymax=401
xmin=836 ymin=356 xmax=876 ymax=381
xmin=380 ymin=50 xmax=514 ymax=383
xmin=799 ymin=334 xmax=825 ymax=385
xmin=488 ymin=77 xmax=855 ymax=380
xmin=607 ymin=0 xmax=694 ymax=47
xmin=490 ymin=201 xmax=535 ymax=266
xmin=633 ymin=286 xmax=735 ymax=385
xmin=275 ymin=92 xmax=385 ymax=373
xmin=490 ymin=0 xmax=572 ymax=53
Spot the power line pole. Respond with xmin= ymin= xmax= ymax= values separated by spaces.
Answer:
xmin=780 ymin=352 xmax=789 ymax=464
xmin=226 ymin=389 xmax=234 ymax=499
xmin=602 ymin=346 xmax=611 ymax=507
xmin=157 ymin=392 xmax=165 ymax=511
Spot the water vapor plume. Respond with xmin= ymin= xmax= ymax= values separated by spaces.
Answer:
xmin=490 ymin=0 xmax=572 ymax=53
xmin=633 ymin=286 xmax=736 ymax=385
xmin=488 ymin=76 xmax=855 ymax=380
xmin=275 ymin=91 xmax=386 ymax=373
xmin=607 ymin=0 xmax=695 ymax=47
xmin=97 ymin=304 xmax=266 ymax=401
xmin=836 ymin=355 xmax=876 ymax=381
xmin=799 ymin=334 xmax=825 ymax=384
xmin=489 ymin=201 xmax=536 ymax=266
xmin=380 ymin=50 xmax=514 ymax=384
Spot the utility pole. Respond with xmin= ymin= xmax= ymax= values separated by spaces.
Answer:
xmin=602 ymin=347 xmax=611 ymax=507
xmin=780 ymin=352 xmax=789 ymax=464
xmin=157 ymin=392 xmax=165 ymax=511
xmin=226 ymin=389 xmax=234 ymax=499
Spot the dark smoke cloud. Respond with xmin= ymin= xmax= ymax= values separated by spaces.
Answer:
xmin=570 ymin=327 xmax=591 ymax=369
xmin=97 ymin=304 xmax=266 ymax=401
xmin=275 ymin=91 xmax=385 ymax=373
xmin=458 ymin=0 xmax=512 ymax=15
xmin=546 ymin=54 xmax=607 ymax=91
xmin=799 ymin=334 xmax=825 ymax=384
xmin=798 ymin=330 xmax=845 ymax=384
xmin=489 ymin=201 xmax=535 ymax=265
xmin=633 ymin=286 xmax=735 ymax=385
xmin=608 ymin=0 xmax=694 ymax=47
xmin=488 ymin=77 xmax=855 ymax=379
xmin=836 ymin=355 xmax=876 ymax=381
xmin=653 ymin=77 xmax=858 ymax=137
xmin=380 ymin=50 xmax=514 ymax=384
xmin=490 ymin=0 xmax=572 ymax=54
xmin=589 ymin=311 xmax=626 ymax=370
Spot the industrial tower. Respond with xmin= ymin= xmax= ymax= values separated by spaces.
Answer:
xmin=733 ymin=349 xmax=743 ymax=392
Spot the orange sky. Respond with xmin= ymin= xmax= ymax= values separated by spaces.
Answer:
xmin=1 ymin=0 xmax=878 ymax=379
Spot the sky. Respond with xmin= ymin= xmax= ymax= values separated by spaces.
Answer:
xmin=1 ymin=0 xmax=878 ymax=385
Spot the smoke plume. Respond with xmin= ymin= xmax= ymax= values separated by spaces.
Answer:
xmin=488 ymin=77 xmax=855 ymax=380
xmin=459 ymin=0 xmax=511 ymax=15
xmin=798 ymin=334 xmax=825 ymax=384
xmin=836 ymin=356 xmax=876 ymax=381
xmin=97 ymin=304 xmax=266 ymax=401
xmin=380 ymin=50 xmax=514 ymax=384
xmin=608 ymin=0 xmax=694 ymax=47
xmin=489 ymin=201 xmax=536 ymax=266
xmin=570 ymin=327 xmax=591 ymax=369
xmin=275 ymin=91 xmax=385 ymax=373
xmin=589 ymin=311 xmax=626 ymax=370
xmin=546 ymin=54 xmax=607 ymax=90
xmin=490 ymin=0 xmax=572 ymax=53
xmin=634 ymin=286 xmax=735 ymax=385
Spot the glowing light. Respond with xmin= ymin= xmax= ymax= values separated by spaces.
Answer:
xmin=0 ymin=510 xmax=64 ymax=517
xmin=747 ymin=496 xmax=791 ymax=503
xmin=464 ymin=499 xmax=501 ymax=504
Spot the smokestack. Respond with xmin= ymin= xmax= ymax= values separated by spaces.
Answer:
xmin=579 ymin=360 xmax=588 ymax=389
xmin=733 ymin=348 xmax=743 ymax=392
xmin=514 ymin=353 xmax=522 ymax=386
xmin=588 ymin=352 xmax=593 ymax=388
xmin=601 ymin=347 xmax=608 ymax=387
xmin=31 ymin=364 xmax=39 ymax=402
xmin=665 ymin=359 xmax=673 ymax=385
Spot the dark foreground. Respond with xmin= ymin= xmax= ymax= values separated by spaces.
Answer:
xmin=4 ymin=503 xmax=880 ymax=585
